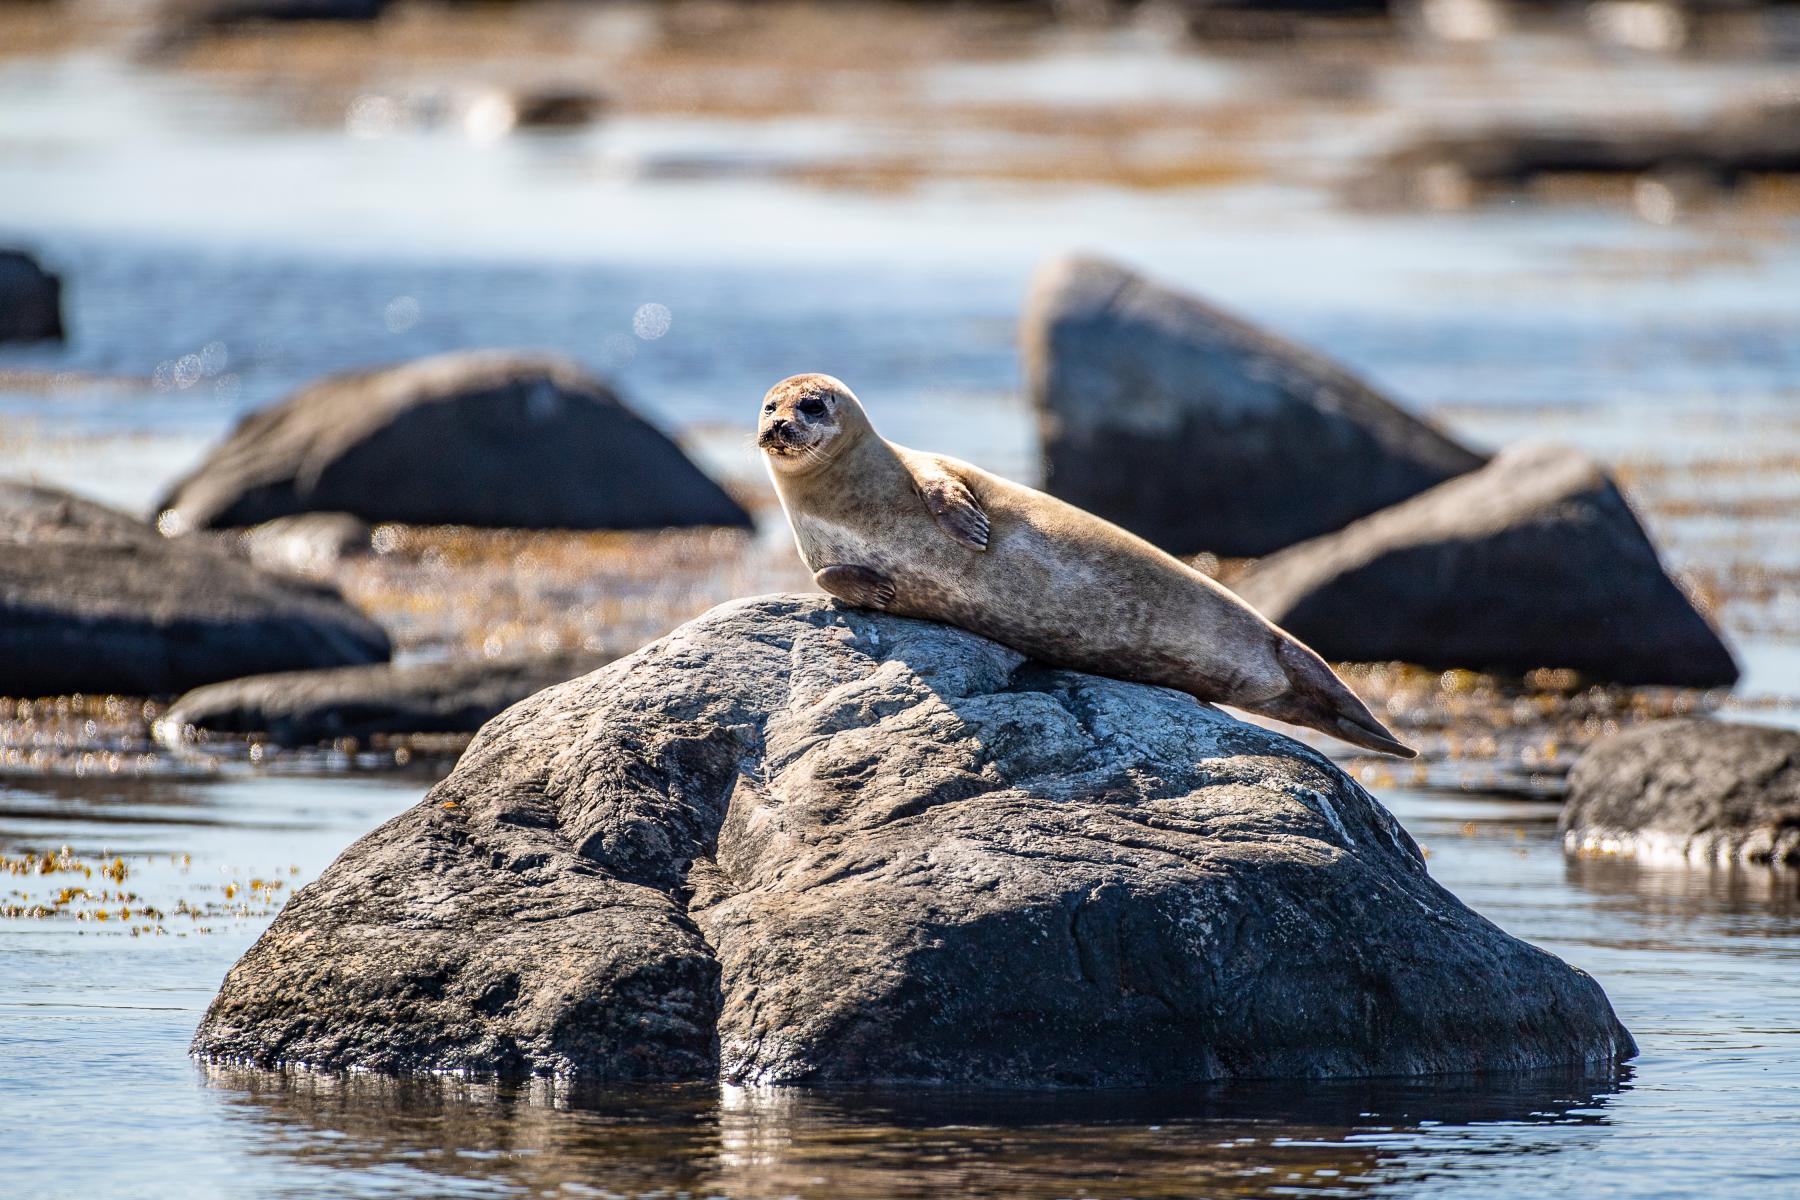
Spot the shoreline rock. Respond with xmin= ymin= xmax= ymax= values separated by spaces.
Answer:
xmin=1563 ymin=718 xmax=1800 ymax=866
xmin=1 ymin=480 xmax=390 ymax=699
xmin=193 ymin=594 xmax=1634 ymax=1085
xmin=1022 ymin=256 xmax=1484 ymax=556
xmin=159 ymin=652 xmax=618 ymax=747
xmin=1235 ymin=443 xmax=1739 ymax=687
xmin=157 ymin=350 xmax=753 ymax=533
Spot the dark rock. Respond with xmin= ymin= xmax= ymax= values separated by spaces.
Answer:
xmin=243 ymin=512 xmax=372 ymax=576
xmin=0 ymin=480 xmax=389 ymax=699
xmin=0 ymin=249 xmax=64 ymax=343
xmin=1022 ymin=256 xmax=1484 ymax=556
xmin=498 ymin=87 xmax=605 ymax=130
xmin=159 ymin=652 xmax=617 ymax=747
xmin=1234 ymin=443 xmax=1739 ymax=687
xmin=1178 ymin=0 xmax=1395 ymax=41
xmin=172 ymin=0 xmax=389 ymax=27
xmin=193 ymin=594 xmax=1633 ymax=1084
xmin=157 ymin=351 xmax=752 ymax=532
xmin=1563 ymin=718 xmax=1800 ymax=866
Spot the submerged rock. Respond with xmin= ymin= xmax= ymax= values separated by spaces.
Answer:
xmin=1564 ymin=719 xmax=1800 ymax=866
xmin=157 ymin=350 xmax=752 ymax=533
xmin=193 ymin=594 xmax=1633 ymax=1084
xmin=159 ymin=652 xmax=616 ymax=747
xmin=0 ymin=481 xmax=389 ymax=699
xmin=0 ymin=249 xmax=64 ymax=343
xmin=1235 ymin=443 xmax=1738 ymax=687
xmin=1022 ymin=256 xmax=1483 ymax=557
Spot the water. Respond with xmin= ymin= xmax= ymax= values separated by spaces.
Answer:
xmin=2 ymin=9 xmax=1798 ymax=1194
xmin=1 ymin=771 xmax=1795 ymax=1198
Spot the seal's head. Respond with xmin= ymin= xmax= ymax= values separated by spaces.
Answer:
xmin=758 ymin=374 xmax=866 ymax=474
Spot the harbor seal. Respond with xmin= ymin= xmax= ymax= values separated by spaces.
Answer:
xmin=758 ymin=373 xmax=1416 ymax=758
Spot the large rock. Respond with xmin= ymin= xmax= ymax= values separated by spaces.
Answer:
xmin=157 ymin=351 xmax=752 ymax=532
xmin=1234 ymin=443 xmax=1739 ymax=686
xmin=193 ymin=594 xmax=1633 ymax=1084
xmin=1022 ymin=256 xmax=1484 ymax=556
xmin=0 ymin=481 xmax=389 ymax=699
xmin=159 ymin=652 xmax=615 ymax=747
xmin=0 ymin=249 xmax=64 ymax=343
xmin=1564 ymin=719 xmax=1800 ymax=866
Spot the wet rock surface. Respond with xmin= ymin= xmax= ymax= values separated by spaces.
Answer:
xmin=0 ymin=480 xmax=390 ymax=699
xmin=1022 ymin=255 xmax=1483 ymax=556
xmin=0 ymin=249 xmax=64 ymax=343
xmin=1235 ymin=443 xmax=1739 ymax=687
xmin=193 ymin=594 xmax=1634 ymax=1084
xmin=157 ymin=350 xmax=753 ymax=532
xmin=1564 ymin=718 xmax=1800 ymax=866
xmin=160 ymin=651 xmax=617 ymax=747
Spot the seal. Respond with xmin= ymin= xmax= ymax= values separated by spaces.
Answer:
xmin=758 ymin=373 xmax=1416 ymax=758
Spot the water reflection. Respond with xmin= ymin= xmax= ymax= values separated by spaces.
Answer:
xmin=1565 ymin=853 xmax=1800 ymax=924
xmin=201 ymin=1065 xmax=1625 ymax=1199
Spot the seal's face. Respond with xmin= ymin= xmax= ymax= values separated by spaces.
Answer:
xmin=758 ymin=374 xmax=857 ymax=473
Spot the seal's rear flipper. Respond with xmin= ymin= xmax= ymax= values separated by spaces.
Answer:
xmin=1265 ymin=638 xmax=1417 ymax=759
xmin=1332 ymin=713 xmax=1418 ymax=760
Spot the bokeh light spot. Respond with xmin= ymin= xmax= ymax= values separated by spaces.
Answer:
xmin=633 ymin=302 xmax=672 ymax=340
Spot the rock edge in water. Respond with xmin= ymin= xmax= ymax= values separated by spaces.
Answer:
xmin=1564 ymin=718 xmax=1800 ymax=866
xmin=0 ymin=480 xmax=390 ymax=698
xmin=159 ymin=652 xmax=617 ymax=747
xmin=193 ymin=594 xmax=1634 ymax=1085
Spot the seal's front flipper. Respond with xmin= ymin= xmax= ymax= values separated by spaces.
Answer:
xmin=815 ymin=564 xmax=897 ymax=611
xmin=912 ymin=459 xmax=991 ymax=551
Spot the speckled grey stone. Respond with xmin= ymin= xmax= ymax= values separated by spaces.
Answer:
xmin=193 ymin=594 xmax=1635 ymax=1084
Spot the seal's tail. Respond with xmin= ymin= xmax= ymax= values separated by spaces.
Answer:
xmin=1254 ymin=638 xmax=1418 ymax=759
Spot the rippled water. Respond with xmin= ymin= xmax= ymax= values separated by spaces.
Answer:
xmin=1 ymin=772 xmax=1795 ymax=1199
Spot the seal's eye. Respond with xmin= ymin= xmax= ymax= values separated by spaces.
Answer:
xmin=762 ymin=403 xmax=775 ymax=414
xmin=798 ymin=397 xmax=828 ymax=419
